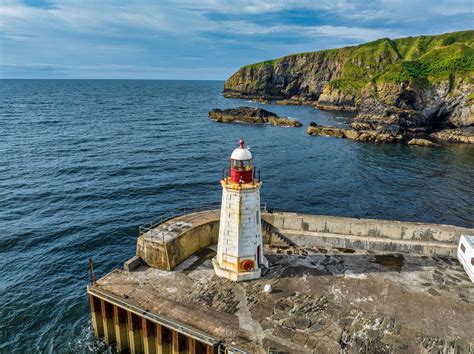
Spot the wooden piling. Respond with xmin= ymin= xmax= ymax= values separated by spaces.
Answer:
xmin=188 ymin=337 xmax=196 ymax=354
xmin=172 ymin=329 xmax=179 ymax=354
xmin=128 ymin=311 xmax=144 ymax=353
xmin=101 ymin=299 xmax=115 ymax=344
xmin=113 ymin=305 xmax=129 ymax=352
xmin=88 ymin=289 xmax=218 ymax=354
xmin=143 ymin=317 xmax=157 ymax=354
xmin=89 ymin=294 xmax=104 ymax=338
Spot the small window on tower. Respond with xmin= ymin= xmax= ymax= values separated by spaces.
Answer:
xmin=471 ymin=258 xmax=474 ymax=266
xmin=461 ymin=243 xmax=466 ymax=253
xmin=256 ymin=211 xmax=259 ymax=224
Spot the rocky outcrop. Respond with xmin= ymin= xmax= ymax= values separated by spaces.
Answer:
xmin=224 ymin=30 xmax=474 ymax=144
xmin=209 ymin=107 xmax=302 ymax=127
xmin=307 ymin=124 xmax=351 ymax=139
xmin=307 ymin=122 xmax=449 ymax=146
xmin=407 ymin=139 xmax=440 ymax=147
xmin=275 ymin=98 xmax=306 ymax=106
xmin=307 ymin=123 xmax=403 ymax=144
xmin=250 ymin=97 xmax=269 ymax=104
xmin=430 ymin=127 xmax=474 ymax=144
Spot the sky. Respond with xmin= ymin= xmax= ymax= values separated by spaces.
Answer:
xmin=0 ymin=0 xmax=473 ymax=79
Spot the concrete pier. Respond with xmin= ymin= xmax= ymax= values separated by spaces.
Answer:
xmin=88 ymin=209 xmax=474 ymax=352
xmin=88 ymin=245 xmax=474 ymax=353
xmin=88 ymin=287 xmax=218 ymax=353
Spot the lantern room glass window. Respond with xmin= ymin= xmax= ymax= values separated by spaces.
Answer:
xmin=231 ymin=159 xmax=253 ymax=171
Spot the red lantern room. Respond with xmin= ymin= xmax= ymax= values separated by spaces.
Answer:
xmin=229 ymin=138 xmax=253 ymax=184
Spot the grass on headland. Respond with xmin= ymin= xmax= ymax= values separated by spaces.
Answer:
xmin=239 ymin=30 xmax=474 ymax=93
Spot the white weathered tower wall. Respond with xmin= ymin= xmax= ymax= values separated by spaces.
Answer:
xmin=217 ymin=184 xmax=261 ymax=266
xmin=214 ymin=182 xmax=267 ymax=281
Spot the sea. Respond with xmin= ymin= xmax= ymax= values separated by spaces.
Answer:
xmin=0 ymin=79 xmax=473 ymax=353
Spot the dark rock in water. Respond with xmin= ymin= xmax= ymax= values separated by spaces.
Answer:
xmin=430 ymin=127 xmax=474 ymax=144
xmin=307 ymin=120 xmax=467 ymax=146
xmin=250 ymin=97 xmax=269 ymax=104
xmin=307 ymin=123 xmax=402 ymax=144
xmin=209 ymin=107 xmax=302 ymax=127
xmin=306 ymin=124 xmax=350 ymax=139
xmin=276 ymin=98 xmax=308 ymax=106
xmin=407 ymin=138 xmax=440 ymax=147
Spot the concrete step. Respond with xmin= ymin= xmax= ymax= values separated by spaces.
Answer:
xmin=270 ymin=231 xmax=294 ymax=247
xmin=262 ymin=219 xmax=296 ymax=247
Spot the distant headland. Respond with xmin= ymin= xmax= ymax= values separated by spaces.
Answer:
xmin=223 ymin=30 xmax=474 ymax=145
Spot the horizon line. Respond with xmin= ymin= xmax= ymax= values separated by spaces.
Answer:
xmin=0 ymin=78 xmax=226 ymax=81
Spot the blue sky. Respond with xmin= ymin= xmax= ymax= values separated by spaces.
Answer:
xmin=1 ymin=0 xmax=473 ymax=79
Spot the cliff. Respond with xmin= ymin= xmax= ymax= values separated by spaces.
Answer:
xmin=224 ymin=31 xmax=474 ymax=142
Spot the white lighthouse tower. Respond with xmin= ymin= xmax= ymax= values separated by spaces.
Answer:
xmin=213 ymin=138 xmax=268 ymax=281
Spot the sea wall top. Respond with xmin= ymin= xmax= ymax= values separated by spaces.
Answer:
xmin=136 ymin=209 xmax=473 ymax=271
xmin=263 ymin=212 xmax=473 ymax=244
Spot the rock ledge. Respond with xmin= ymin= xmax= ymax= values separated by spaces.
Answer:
xmin=209 ymin=107 xmax=302 ymax=127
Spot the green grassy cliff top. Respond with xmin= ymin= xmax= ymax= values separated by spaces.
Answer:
xmin=240 ymin=30 xmax=474 ymax=87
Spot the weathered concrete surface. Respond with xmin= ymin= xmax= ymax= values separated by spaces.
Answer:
xmin=136 ymin=210 xmax=220 ymax=270
xmin=94 ymin=246 xmax=474 ymax=353
xmin=262 ymin=212 xmax=473 ymax=257
xmin=123 ymin=255 xmax=142 ymax=272
xmin=137 ymin=210 xmax=472 ymax=271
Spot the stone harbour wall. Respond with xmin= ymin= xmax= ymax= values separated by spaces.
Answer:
xmin=262 ymin=212 xmax=473 ymax=257
xmin=137 ymin=218 xmax=220 ymax=270
xmin=137 ymin=210 xmax=473 ymax=271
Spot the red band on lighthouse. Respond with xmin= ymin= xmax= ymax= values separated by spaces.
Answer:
xmin=230 ymin=138 xmax=253 ymax=184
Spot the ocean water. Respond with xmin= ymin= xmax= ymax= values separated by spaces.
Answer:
xmin=0 ymin=79 xmax=473 ymax=353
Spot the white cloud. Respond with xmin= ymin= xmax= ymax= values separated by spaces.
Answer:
xmin=0 ymin=0 xmax=472 ymax=78
xmin=216 ymin=21 xmax=399 ymax=41
xmin=0 ymin=1 xmax=211 ymax=41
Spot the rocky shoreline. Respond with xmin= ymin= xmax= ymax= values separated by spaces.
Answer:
xmin=307 ymin=122 xmax=474 ymax=146
xmin=222 ymin=31 xmax=474 ymax=145
xmin=209 ymin=107 xmax=302 ymax=127
xmin=209 ymin=107 xmax=473 ymax=146
xmin=223 ymin=89 xmax=474 ymax=146
xmin=307 ymin=123 xmax=403 ymax=144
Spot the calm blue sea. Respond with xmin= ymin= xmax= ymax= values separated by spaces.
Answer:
xmin=0 ymin=79 xmax=473 ymax=352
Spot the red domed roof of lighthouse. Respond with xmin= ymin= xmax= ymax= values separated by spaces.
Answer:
xmin=231 ymin=138 xmax=252 ymax=160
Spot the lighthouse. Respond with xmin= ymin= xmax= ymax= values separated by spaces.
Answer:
xmin=212 ymin=138 xmax=268 ymax=281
